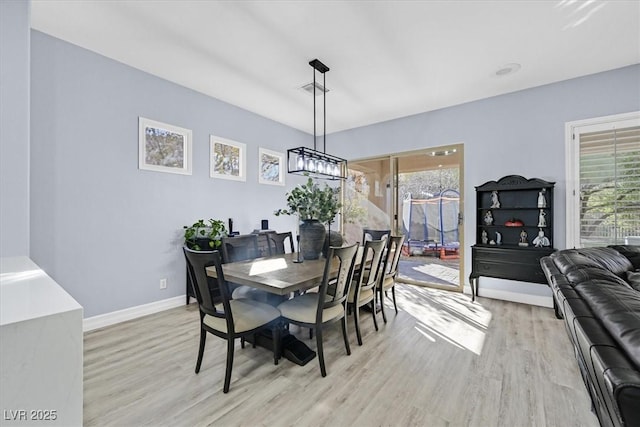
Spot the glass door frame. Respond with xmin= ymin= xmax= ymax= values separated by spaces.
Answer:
xmin=341 ymin=144 xmax=465 ymax=293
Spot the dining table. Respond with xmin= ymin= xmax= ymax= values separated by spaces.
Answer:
xmin=205 ymin=247 xmax=365 ymax=365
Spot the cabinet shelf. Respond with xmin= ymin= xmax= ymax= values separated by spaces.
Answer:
xmin=470 ymin=175 xmax=556 ymax=302
xmin=478 ymin=225 xmax=548 ymax=229
xmin=473 ymin=243 xmax=552 ymax=250
xmin=478 ymin=207 xmax=549 ymax=211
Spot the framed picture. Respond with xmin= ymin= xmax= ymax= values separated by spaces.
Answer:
xmin=258 ymin=148 xmax=285 ymax=186
xmin=138 ymin=117 xmax=192 ymax=175
xmin=210 ymin=135 xmax=246 ymax=181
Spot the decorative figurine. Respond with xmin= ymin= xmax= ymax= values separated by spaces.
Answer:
xmin=537 ymin=209 xmax=547 ymax=227
xmin=537 ymin=188 xmax=547 ymax=208
xmin=532 ymin=229 xmax=551 ymax=247
xmin=491 ymin=191 xmax=501 ymax=209
xmin=519 ymin=229 xmax=529 ymax=247
xmin=481 ymin=229 xmax=488 ymax=244
xmin=484 ymin=210 xmax=494 ymax=226
xmin=496 ymin=231 xmax=502 ymax=245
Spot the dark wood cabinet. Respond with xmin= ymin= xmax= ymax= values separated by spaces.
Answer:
xmin=469 ymin=175 xmax=555 ymax=301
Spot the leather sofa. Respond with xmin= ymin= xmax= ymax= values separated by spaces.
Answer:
xmin=540 ymin=245 xmax=640 ymax=427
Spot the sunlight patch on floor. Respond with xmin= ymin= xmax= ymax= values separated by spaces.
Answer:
xmin=412 ymin=263 xmax=459 ymax=285
xmin=398 ymin=286 xmax=492 ymax=355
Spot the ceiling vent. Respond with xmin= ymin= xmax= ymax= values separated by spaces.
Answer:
xmin=300 ymin=81 xmax=329 ymax=95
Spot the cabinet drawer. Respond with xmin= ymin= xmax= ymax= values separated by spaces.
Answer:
xmin=472 ymin=258 xmax=548 ymax=283
xmin=471 ymin=246 xmax=553 ymax=284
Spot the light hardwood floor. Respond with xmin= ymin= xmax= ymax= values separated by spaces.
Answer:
xmin=83 ymin=285 xmax=599 ymax=427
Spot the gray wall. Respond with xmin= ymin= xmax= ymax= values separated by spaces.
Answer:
xmin=1 ymin=0 xmax=30 ymax=257
xmin=329 ymin=64 xmax=640 ymax=300
xmin=29 ymin=29 xmax=640 ymax=316
xmin=30 ymin=31 xmax=306 ymax=317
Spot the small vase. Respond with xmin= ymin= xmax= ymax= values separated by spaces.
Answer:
xmin=299 ymin=219 xmax=326 ymax=260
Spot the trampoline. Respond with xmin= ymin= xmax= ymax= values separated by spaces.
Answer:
xmin=401 ymin=190 xmax=460 ymax=258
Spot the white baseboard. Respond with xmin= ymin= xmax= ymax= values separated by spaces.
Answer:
xmin=474 ymin=288 xmax=553 ymax=308
xmin=463 ymin=283 xmax=553 ymax=308
xmin=83 ymin=295 xmax=189 ymax=332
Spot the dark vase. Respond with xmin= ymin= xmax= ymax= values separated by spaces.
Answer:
xmin=299 ymin=219 xmax=326 ymax=260
xmin=322 ymin=230 xmax=344 ymax=258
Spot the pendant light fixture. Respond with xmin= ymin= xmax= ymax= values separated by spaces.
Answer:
xmin=287 ymin=59 xmax=347 ymax=180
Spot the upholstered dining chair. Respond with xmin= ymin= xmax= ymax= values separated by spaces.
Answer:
xmin=347 ymin=239 xmax=387 ymax=345
xmin=267 ymin=231 xmax=295 ymax=255
xmin=277 ymin=243 xmax=359 ymax=377
xmin=362 ymin=228 xmax=391 ymax=245
xmin=183 ymin=247 xmax=281 ymax=393
xmin=377 ymin=235 xmax=406 ymax=323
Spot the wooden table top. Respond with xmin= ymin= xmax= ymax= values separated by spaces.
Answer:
xmin=206 ymin=248 xmax=364 ymax=296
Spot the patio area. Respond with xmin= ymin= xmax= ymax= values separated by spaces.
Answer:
xmin=398 ymin=255 xmax=459 ymax=288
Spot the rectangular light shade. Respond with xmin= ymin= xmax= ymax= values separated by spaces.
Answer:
xmin=287 ymin=147 xmax=347 ymax=180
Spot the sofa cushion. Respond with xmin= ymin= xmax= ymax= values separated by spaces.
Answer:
xmin=627 ymin=270 xmax=640 ymax=292
xmin=609 ymin=245 xmax=640 ymax=270
xmin=566 ymin=267 xmax=631 ymax=289
xmin=575 ymin=279 xmax=640 ymax=368
xmin=576 ymin=247 xmax=633 ymax=277
xmin=550 ymin=250 xmax=601 ymax=275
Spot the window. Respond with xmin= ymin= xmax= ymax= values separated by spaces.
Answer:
xmin=566 ymin=112 xmax=640 ymax=248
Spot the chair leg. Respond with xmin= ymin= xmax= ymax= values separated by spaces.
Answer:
xmin=241 ymin=337 xmax=245 ymax=349
xmin=223 ymin=338 xmax=234 ymax=393
xmin=391 ymin=285 xmax=398 ymax=314
xmin=272 ymin=324 xmax=280 ymax=366
xmin=380 ymin=289 xmax=387 ymax=323
xmin=309 ymin=328 xmax=313 ymax=340
xmin=316 ymin=328 xmax=326 ymax=377
xmin=371 ymin=300 xmax=379 ymax=331
xmin=354 ymin=304 xmax=363 ymax=346
xmin=341 ymin=315 xmax=351 ymax=356
xmin=195 ymin=328 xmax=206 ymax=373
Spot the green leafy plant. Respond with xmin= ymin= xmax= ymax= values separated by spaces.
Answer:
xmin=274 ymin=177 xmax=341 ymax=224
xmin=183 ymin=219 xmax=227 ymax=250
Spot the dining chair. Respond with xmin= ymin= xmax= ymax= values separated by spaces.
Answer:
xmin=267 ymin=231 xmax=295 ymax=255
xmin=362 ymin=228 xmax=391 ymax=245
xmin=252 ymin=230 xmax=276 ymax=257
xmin=277 ymin=243 xmax=359 ymax=377
xmin=377 ymin=235 xmax=406 ymax=323
xmin=221 ymin=234 xmax=260 ymax=263
xmin=347 ymin=239 xmax=387 ymax=345
xmin=183 ymin=247 xmax=281 ymax=393
xmin=221 ymin=234 xmax=277 ymax=304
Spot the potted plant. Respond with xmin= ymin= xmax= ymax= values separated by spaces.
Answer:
xmin=183 ymin=218 xmax=228 ymax=251
xmin=274 ymin=177 xmax=341 ymax=260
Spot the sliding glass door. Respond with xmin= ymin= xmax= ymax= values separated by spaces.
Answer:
xmin=343 ymin=145 xmax=464 ymax=292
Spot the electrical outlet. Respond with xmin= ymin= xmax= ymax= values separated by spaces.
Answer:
xmin=160 ymin=278 xmax=167 ymax=289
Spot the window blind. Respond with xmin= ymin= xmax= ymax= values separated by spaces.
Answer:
xmin=579 ymin=125 xmax=640 ymax=246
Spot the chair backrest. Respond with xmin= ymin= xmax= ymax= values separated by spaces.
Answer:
xmin=268 ymin=231 xmax=295 ymax=255
xmin=362 ymin=228 xmax=391 ymax=244
xmin=316 ymin=243 xmax=359 ymax=319
xmin=353 ymin=239 xmax=387 ymax=295
xmin=221 ymin=234 xmax=260 ymax=263
xmin=252 ymin=231 xmax=276 ymax=257
xmin=381 ymin=235 xmax=406 ymax=280
xmin=183 ymin=248 xmax=232 ymax=320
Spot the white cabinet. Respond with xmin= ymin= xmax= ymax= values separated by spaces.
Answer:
xmin=1 ymin=257 xmax=83 ymax=426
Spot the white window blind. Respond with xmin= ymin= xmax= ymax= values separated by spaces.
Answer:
xmin=578 ymin=125 xmax=640 ymax=247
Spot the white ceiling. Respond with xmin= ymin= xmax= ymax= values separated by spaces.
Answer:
xmin=31 ymin=0 xmax=640 ymax=135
